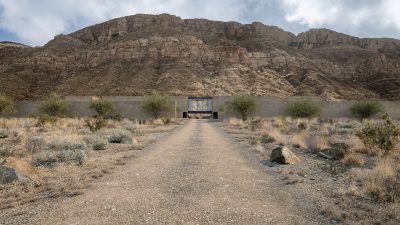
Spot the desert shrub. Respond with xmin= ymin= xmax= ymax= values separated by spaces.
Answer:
xmin=231 ymin=95 xmax=257 ymax=121
xmin=364 ymin=160 xmax=400 ymax=202
xmin=356 ymin=114 xmax=400 ymax=157
xmin=121 ymin=119 xmax=138 ymax=132
xmin=35 ymin=114 xmax=58 ymax=127
xmin=260 ymin=134 xmax=275 ymax=144
xmin=0 ymin=95 xmax=16 ymax=114
xmin=0 ymin=128 xmax=9 ymax=139
xmin=89 ymin=98 xmax=114 ymax=117
xmin=285 ymin=99 xmax=321 ymax=118
xmin=85 ymin=117 xmax=107 ymax=132
xmin=34 ymin=137 xmax=88 ymax=166
xmin=248 ymin=137 xmax=259 ymax=146
xmin=37 ymin=93 xmax=69 ymax=117
xmin=162 ymin=118 xmax=171 ymax=125
xmin=350 ymin=101 xmax=383 ymax=119
xmin=140 ymin=94 xmax=171 ymax=119
xmin=25 ymin=136 xmax=45 ymax=154
xmin=107 ymin=129 xmax=132 ymax=144
xmin=84 ymin=135 xmax=107 ymax=150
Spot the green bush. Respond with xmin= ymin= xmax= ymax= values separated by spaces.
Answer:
xmin=356 ymin=114 xmax=400 ymax=157
xmin=107 ymin=129 xmax=132 ymax=144
xmin=231 ymin=95 xmax=257 ymax=121
xmin=89 ymin=98 xmax=114 ymax=117
xmin=350 ymin=101 xmax=383 ymax=119
xmin=85 ymin=117 xmax=108 ymax=132
xmin=0 ymin=95 xmax=16 ymax=114
xmin=285 ymin=99 xmax=321 ymax=118
xmin=37 ymin=93 xmax=68 ymax=117
xmin=140 ymin=94 xmax=171 ymax=119
xmin=34 ymin=137 xmax=88 ymax=166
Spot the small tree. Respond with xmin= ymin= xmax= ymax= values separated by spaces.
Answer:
xmin=37 ymin=93 xmax=68 ymax=117
xmin=350 ymin=100 xmax=383 ymax=119
xmin=231 ymin=95 xmax=257 ymax=121
xmin=356 ymin=113 xmax=400 ymax=157
xmin=89 ymin=98 xmax=114 ymax=117
xmin=0 ymin=95 xmax=16 ymax=114
xmin=140 ymin=94 xmax=171 ymax=119
xmin=285 ymin=99 xmax=321 ymax=118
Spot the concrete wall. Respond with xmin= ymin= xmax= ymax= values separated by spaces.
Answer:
xmin=4 ymin=96 xmax=400 ymax=120
xmin=224 ymin=96 xmax=400 ymax=120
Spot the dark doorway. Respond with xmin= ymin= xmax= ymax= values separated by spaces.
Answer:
xmin=183 ymin=112 xmax=188 ymax=118
xmin=213 ymin=112 xmax=218 ymax=119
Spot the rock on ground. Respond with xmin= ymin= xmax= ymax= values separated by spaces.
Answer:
xmin=270 ymin=146 xmax=301 ymax=164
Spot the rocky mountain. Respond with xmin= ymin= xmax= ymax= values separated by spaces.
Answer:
xmin=0 ymin=14 xmax=399 ymax=100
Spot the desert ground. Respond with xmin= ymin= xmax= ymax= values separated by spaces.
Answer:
xmin=0 ymin=116 xmax=399 ymax=224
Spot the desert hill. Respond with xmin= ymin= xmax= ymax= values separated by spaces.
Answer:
xmin=0 ymin=13 xmax=399 ymax=100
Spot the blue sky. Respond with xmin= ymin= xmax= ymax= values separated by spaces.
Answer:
xmin=0 ymin=0 xmax=399 ymax=46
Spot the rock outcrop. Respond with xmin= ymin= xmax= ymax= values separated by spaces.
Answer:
xmin=0 ymin=14 xmax=399 ymax=100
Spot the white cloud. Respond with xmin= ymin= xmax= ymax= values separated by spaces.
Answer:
xmin=282 ymin=0 xmax=400 ymax=37
xmin=283 ymin=0 xmax=340 ymax=26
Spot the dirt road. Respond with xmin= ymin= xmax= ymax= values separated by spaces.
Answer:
xmin=1 ymin=120 xmax=330 ymax=224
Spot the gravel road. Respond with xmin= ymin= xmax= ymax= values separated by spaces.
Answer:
xmin=1 ymin=120 xmax=331 ymax=224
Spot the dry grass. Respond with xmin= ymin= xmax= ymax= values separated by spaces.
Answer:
xmin=0 ymin=117 xmax=179 ymax=209
xmin=305 ymin=134 xmax=330 ymax=153
xmin=364 ymin=159 xmax=400 ymax=202
xmin=343 ymin=154 xmax=364 ymax=167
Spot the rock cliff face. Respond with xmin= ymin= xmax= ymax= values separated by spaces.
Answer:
xmin=0 ymin=14 xmax=399 ymax=100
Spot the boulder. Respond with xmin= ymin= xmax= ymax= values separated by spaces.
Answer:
xmin=0 ymin=157 xmax=41 ymax=185
xmin=270 ymin=146 xmax=301 ymax=164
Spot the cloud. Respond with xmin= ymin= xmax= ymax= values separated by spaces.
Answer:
xmin=282 ymin=0 xmax=400 ymax=37
xmin=0 ymin=0 xmax=399 ymax=46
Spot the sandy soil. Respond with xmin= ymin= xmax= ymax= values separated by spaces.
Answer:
xmin=1 ymin=120 xmax=334 ymax=224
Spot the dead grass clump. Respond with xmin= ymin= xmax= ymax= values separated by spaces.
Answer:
xmin=305 ymin=134 xmax=330 ymax=153
xmin=343 ymin=154 xmax=364 ymax=167
xmin=227 ymin=118 xmax=245 ymax=127
xmin=265 ymin=128 xmax=286 ymax=145
xmin=364 ymin=159 xmax=400 ymax=202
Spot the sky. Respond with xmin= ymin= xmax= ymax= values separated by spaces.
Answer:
xmin=0 ymin=0 xmax=399 ymax=46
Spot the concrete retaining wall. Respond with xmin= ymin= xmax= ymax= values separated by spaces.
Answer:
xmin=4 ymin=96 xmax=400 ymax=120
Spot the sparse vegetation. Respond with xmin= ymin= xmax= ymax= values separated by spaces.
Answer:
xmin=89 ymin=98 xmax=114 ymax=117
xmin=350 ymin=100 xmax=383 ymax=119
xmin=140 ymin=94 xmax=171 ymax=119
xmin=364 ymin=160 xmax=400 ymax=202
xmin=85 ymin=117 xmax=108 ymax=132
xmin=84 ymin=135 xmax=107 ymax=150
xmin=34 ymin=137 xmax=88 ymax=166
xmin=37 ymin=93 xmax=69 ymax=117
xmin=0 ymin=94 xmax=16 ymax=114
xmin=231 ymin=95 xmax=257 ymax=121
xmin=107 ymin=129 xmax=132 ymax=144
xmin=356 ymin=113 xmax=400 ymax=157
xmin=285 ymin=99 xmax=321 ymax=118
xmin=0 ymin=128 xmax=9 ymax=138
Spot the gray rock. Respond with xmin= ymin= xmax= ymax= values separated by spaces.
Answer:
xmin=270 ymin=146 xmax=301 ymax=164
xmin=0 ymin=166 xmax=21 ymax=184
